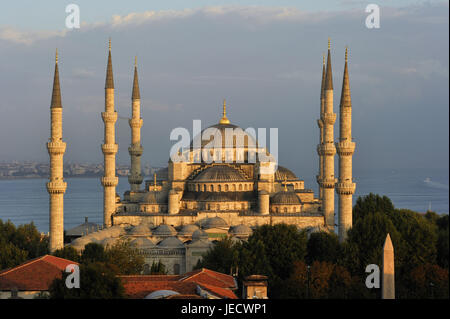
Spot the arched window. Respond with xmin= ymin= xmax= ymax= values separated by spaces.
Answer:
xmin=239 ymin=184 xmax=242 ymax=191
xmin=210 ymin=185 xmax=214 ymax=192
xmin=232 ymin=184 xmax=236 ymax=191
xmin=197 ymin=184 xmax=201 ymax=192
xmin=225 ymin=184 xmax=229 ymax=191
xmin=218 ymin=185 xmax=222 ymax=192
xmin=284 ymin=207 xmax=287 ymax=213
xmin=203 ymin=184 xmax=207 ymax=192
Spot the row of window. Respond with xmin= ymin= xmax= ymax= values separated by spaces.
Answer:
xmin=188 ymin=183 xmax=254 ymax=192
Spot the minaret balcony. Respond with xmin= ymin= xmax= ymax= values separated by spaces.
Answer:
xmin=46 ymin=180 xmax=67 ymax=194
xmin=317 ymin=119 xmax=323 ymax=128
xmin=102 ymin=143 xmax=118 ymax=155
xmin=128 ymin=174 xmax=143 ymax=185
xmin=101 ymin=176 xmax=118 ymax=187
xmin=128 ymin=145 xmax=143 ymax=156
xmin=336 ymin=182 xmax=356 ymax=195
xmin=321 ymin=177 xmax=337 ymax=189
xmin=316 ymin=175 xmax=322 ymax=183
xmin=336 ymin=141 xmax=355 ymax=156
xmin=101 ymin=111 xmax=118 ymax=123
xmin=129 ymin=118 xmax=143 ymax=128
xmin=47 ymin=141 xmax=66 ymax=155
xmin=317 ymin=143 xmax=336 ymax=156
xmin=321 ymin=113 xmax=336 ymax=125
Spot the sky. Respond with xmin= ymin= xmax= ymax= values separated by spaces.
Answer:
xmin=0 ymin=1 xmax=448 ymax=181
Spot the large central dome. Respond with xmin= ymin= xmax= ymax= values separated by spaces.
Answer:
xmin=194 ymin=165 xmax=247 ymax=182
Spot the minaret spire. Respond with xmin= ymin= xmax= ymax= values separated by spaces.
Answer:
xmin=101 ymin=39 xmax=119 ymax=227
xmin=219 ymin=99 xmax=230 ymax=124
xmin=319 ymin=38 xmax=337 ymax=230
xmin=128 ymin=56 xmax=144 ymax=191
xmin=316 ymin=53 xmax=326 ymax=201
xmin=336 ymin=46 xmax=356 ymax=242
xmin=47 ymin=50 xmax=67 ymax=252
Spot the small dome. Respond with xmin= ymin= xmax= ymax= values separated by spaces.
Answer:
xmin=130 ymin=224 xmax=152 ymax=236
xmin=152 ymin=224 xmax=177 ymax=236
xmin=275 ymin=166 xmax=298 ymax=181
xmin=271 ymin=191 xmax=301 ymax=205
xmin=194 ymin=165 xmax=246 ymax=182
xmin=178 ymin=224 xmax=200 ymax=236
xmin=203 ymin=217 xmax=228 ymax=229
xmin=144 ymin=290 xmax=180 ymax=299
xmin=71 ymin=236 xmax=91 ymax=250
xmin=130 ymin=237 xmax=156 ymax=248
xmin=192 ymin=229 xmax=209 ymax=241
xmin=157 ymin=236 xmax=185 ymax=248
xmin=229 ymin=224 xmax=252 ymax=236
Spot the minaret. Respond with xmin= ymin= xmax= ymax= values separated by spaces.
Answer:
xmin=316 ymin=54 xmax=326 ymax=201
xmin=128 ymin=56 xmax=144 ymax=191
xmin=336 ymin=47 xmax=356 ymax=242
xmin=101 ymin=39 xmax=118 ymax=227
xmin=319 ymin=39 xmax=337 ymax=230
xmin=47 ymin=49 xmax=67 ymax=252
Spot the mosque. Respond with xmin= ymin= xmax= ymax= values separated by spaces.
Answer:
xmin=46 ymin=39 xmax=356 ymax=274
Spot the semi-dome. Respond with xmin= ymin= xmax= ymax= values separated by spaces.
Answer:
xmin=102 ymin=237 xmax=118 ymax=247
xmin=157 ymin=236 xmax=185 ymax=248
xmin=271 ymin=191 xmax=301 ymax=205
xmin=192 ymin=229 xmax=209 ymax=241
xmin=275 ymin=166 xmax=298 ymax=181
xmin=152 ymin=224 xmax=177 ymax=236
xmin=203 ymin=216 xmax=228 ymax=229
xmin=229 ymin=224 xmax=252 ymax=236
xmin=194 ymin=165 xmax=246 ymax=182
xmin=178 ymin=224 xmax=200 ymax=236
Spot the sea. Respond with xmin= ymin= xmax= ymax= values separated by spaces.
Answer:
xmin=0 ymin=168 xmax=448 ymax=234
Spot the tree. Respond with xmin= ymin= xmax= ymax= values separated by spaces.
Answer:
xmin=306 ymin=232 xmax=340 ymax=264
xmin=52 ymin=246 xmax=80 ymax=263
xmin=405 ymin=263 xmax=449 ymax=299
xmin=48 ymin=262 xmax=125 ymax=299
xmin=81 ymin=243 xmax=107 ymax=264
xmin=195 ymin=237 xmax=239 ymax=275
xmin=149 ymin=260 xmax=168 ymax=275
xmin=353 ymin=193 xmax=394 ymax=222
xmin=105 ymin=239 xmax=145 ymax=275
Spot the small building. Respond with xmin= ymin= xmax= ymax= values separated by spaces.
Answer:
xmin=242 ymin=275 xmax=268 ymax=299
xmin=0 ymin=255 xmax=78 ymax=299
xmin=119 ymin=268 xmax=238 ymax=299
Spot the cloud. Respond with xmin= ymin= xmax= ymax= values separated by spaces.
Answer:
xmin=0 ymin=27 xmax=67 ymax=45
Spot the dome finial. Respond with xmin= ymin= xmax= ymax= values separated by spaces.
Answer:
xmin=153 ymin=173 xmax=157 ymax=191
xmin=219 ymin=98 xmax=230 ymax=124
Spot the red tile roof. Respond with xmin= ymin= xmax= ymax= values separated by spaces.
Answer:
xmin=0 ymin=255 xmax=78 ymax=291
xmin=181 ymin=268 xmax=236 ymax=289
xmin=118 ymin=268 xmax=237 ymax=299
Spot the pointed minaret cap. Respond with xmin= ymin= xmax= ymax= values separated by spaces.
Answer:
xmin=105 ymin=38 xmax=114 ymax=89
xmin=132 ymin=56 xmax=140 ymax=100
xmin=325 ymin=38 xmax=333 ymax=90
xmin=383 ymin=233 xmax=394 ymax=252
xmin=51 ymin=49 xmax=62 ymax=109
xmin=320 ymin=53 xmax=326 ymax=99
xmin=219 ymin=99 xmax=230 ymax=124
xmin=340 ymin=46 xmax=352 ymax=108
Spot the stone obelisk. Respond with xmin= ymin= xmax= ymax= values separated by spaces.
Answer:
xmin=382 ymin=233 xmax=395 ymax=299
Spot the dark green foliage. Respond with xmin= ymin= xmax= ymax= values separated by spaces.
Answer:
xmin=81 ymin=243 xmax=107 ymax=264
xmin=149 ymin=260 xmax=168 ymax=275
xmin=106 ymin=239 xmax=145 ymax=275
xmin=195 ymin=237 xmax=238 ymax=275
xmin=48 ymin=262 xmax=125 ymax=299
xmin=306 ymin=231 xmax=340 ymax=264
xmin=0 ymin=219 xmax=49 ymax=270
xmin=52 ymin=246 xmax=80 ymax=263
xmin=353 ymin=193 xmax=394 ymax=222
